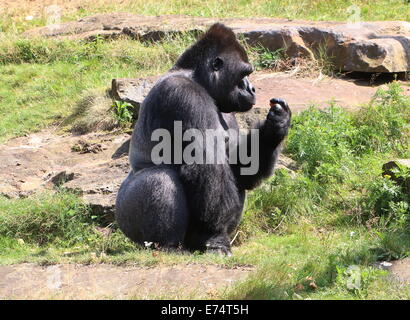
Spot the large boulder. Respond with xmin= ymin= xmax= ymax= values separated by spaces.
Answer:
xmin=24 ymin=13 xmax=410 ymax=73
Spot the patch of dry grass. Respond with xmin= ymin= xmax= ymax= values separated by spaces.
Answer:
xmin=67 ymin=89 xmax=118 ymax=134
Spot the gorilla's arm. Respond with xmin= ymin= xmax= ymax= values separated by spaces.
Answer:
xmin=231 ymin=98 xmax=291 ymax=190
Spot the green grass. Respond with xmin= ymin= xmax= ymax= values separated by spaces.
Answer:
xmin=0 ymin=35 xmax=196 ymax=142
xmin=1 ymin=0 xmax=409 ymax=34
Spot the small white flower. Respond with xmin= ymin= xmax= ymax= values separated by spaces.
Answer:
xmin=144 ymin=241 xmax=153 ymax=248
xmin=380 ymin=261 xmax=392 ymax=267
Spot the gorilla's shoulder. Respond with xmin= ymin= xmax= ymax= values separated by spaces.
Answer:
xmin=153 ymin=71 xmax=211 ymax=103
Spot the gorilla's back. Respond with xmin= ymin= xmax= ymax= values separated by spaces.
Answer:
xmin=128 ymin=70 xmax=241 ymax=173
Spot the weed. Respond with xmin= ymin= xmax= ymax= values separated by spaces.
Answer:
xmin=112 ymin=100 xmax=135 ymax=125
xmin=252 ymin=46 xmax=285 ymax=71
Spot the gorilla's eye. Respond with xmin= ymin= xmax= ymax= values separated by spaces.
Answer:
xmin=212 ymin=57 xmax=224 ymax=71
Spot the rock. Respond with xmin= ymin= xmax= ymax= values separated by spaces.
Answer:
xmin=24 ymin=13 xmax=410 ymax=73
xmin=110 ymin=78 xmax=155 ymax=118
xmin=71 ymin=140 xmax=104 ymax=154
xmin=49 ymin=171 xmax=77 ymax=187
xmin=244 ymin=22 xmax=410 ymax=73
xmin=276 ymin=155 xmax=298 ymax=172
xmin=62 ymin=157 xmax=130 ymax=220
xmin=83 ymin=193 xmax=116 ymax=224
xmin=382 ymin=159 xmax=410 ymax=194
xmin=389 ymin=258 xmax=410 ymax=284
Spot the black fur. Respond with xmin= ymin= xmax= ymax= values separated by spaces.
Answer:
xmin=115 ymin=23 xmax=291 ymax=255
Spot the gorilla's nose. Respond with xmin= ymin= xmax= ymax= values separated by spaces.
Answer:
xmin=244 ymin=77 xmax=255 ymax=96
xmin=247 ymin=82 xmax=255 ymax=95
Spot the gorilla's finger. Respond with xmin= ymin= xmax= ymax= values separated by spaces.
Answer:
xmin=269 ymin=98 xmax=290 ymax=113
xmin=267 ymin=103 xmax=285 ymax=121
xmin=271 ymin=103 xmax=284 ymax=115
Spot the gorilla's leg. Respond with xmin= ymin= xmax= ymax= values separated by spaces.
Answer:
xmin=181 ymin=164 xmax=245 ymax=255
xmin=115 ymin=166 xmax=188 ymax=248
xmin=226 ymin=189 xmax=246 ymax=235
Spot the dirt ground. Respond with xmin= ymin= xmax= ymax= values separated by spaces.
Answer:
xmin=250 ymin=72 xmax=409 ymax=111
xmin=0 ymin=263 xmax=252 ymax=299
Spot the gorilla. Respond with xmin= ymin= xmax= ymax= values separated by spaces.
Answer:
xmin=115 ymin=23 xmax=291 ymax=255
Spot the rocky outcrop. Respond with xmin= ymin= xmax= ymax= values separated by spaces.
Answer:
xmin=24 ymin=13 xmax=410 ymax=73
xmin=110 ymin=78 xmax=155 ymax=117
xmin=383 ymin=159 xmax=410 ymax=194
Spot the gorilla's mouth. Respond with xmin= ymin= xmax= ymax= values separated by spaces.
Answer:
xmin=236 ymin=94 xmax=255 ymax=112
xmin=239 ymin=103 xmax=254 ymax=112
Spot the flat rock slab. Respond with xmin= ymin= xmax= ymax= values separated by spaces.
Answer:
xmin=390 ymin=258 xmax=410 ymax=284
xmin=0 ymin=130 xmax=131 ymax=218
xmin=0 ymin=263 xmax=251 ymax=299
xmin=24 ymin=13 xmax=410 ymax=73
xmin=376 ymin=258 xmax=410 ymax=284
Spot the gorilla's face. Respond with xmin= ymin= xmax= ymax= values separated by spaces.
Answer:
xmin=173 ymin=23 xmax=256 ymax=113
xmin=208 ymin=51 xmax=256 ymax=113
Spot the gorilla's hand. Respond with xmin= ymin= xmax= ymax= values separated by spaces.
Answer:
xmin=265 ymin=98 xmax=292 ymax=139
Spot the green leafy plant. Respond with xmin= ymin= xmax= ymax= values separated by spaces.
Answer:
xmin=335 ymin=265 xmax=385 ymax=298
xmin=112 ymin=100 xmax=135 ymax=125
xmin=287 ymin=83 xmax=410 ymax=182
xmin=252 ymin=46 xmax=285 ymax=70
xmin=359 ymin=176 xmax=409 ymax=231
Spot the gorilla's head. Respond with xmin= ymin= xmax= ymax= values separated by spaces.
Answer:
xmin=173 ymin=23 xmax=256 ymax=113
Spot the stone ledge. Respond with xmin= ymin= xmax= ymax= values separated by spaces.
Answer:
xmin=24 ymin=13 xmax=410 ymax=73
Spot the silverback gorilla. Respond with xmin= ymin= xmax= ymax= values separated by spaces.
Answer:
xmin=115 ymin=23 xmax=291 ymax=255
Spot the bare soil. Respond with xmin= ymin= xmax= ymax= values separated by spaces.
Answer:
xmin=0 ymin=263 xmax=252 ymax=299
xmin=250 ymin=72 xmax=405 ymax=112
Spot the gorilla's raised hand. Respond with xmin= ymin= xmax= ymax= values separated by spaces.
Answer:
xmin=263 ymin=98 xmax=292 ymax=142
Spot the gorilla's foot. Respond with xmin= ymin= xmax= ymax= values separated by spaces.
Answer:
xmin=206 ymin=244 xmax=232 ymax=257
xmin=184 ymin=230 xmax=232 ymax=255
xmin=204 ymin=234 xmax=232 ymax=256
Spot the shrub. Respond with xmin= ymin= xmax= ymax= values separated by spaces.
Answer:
xmin=352 ymin=82 xmax=410 ymax=155
xmin=287 ymin=103 xmax=356 ymax=181
xmin=359 ymin=176 xmax=409 ymax=231
xmin=286 ymin=83 xmax=410 ymax=182
xmin=251 ymin=46 xmax=285 ymax=70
